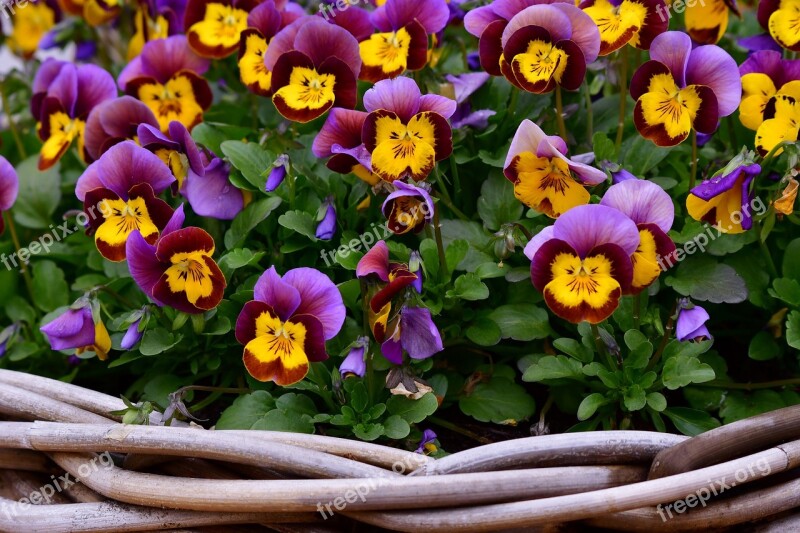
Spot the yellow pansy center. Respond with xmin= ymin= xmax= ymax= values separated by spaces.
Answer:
xmin=191 ymin=3 xmax=249 ymax=49
xmin=511 ymin=152 xmax=590 ymax=218
xmin=583 ymin=0 xmax=648 ymax=51
xmin=639 ymin=73 xmax=703 ymax=141
xmin=755 ymin=82 xmax=800 ymax=156
xmin=129 ymin=10 xmax=169 ymax=59
xmin=137 ymin=75 xmax=204 ymax=132
xmin=371 ymin=112 xmax=438 ymax=181
xmin=39 ymin=112 xmax=86 ymax=168
xmin=165 ymin=250 xmax=216 ymax=305
xmin=513 ymin=40 xmax=568 ymax=85
xmin=243 ymin=310 xmax=310 ymax=385
xmin=238 ymin=32 xmax=272 ymax=94
xmin=360 ymin=29 xmax=412 ymax=75
xmin=543 ymin=251 xmax=622 ymax=324
xmin=95 ymin=197 xmax=159 ymax=253
xmin=274 ymin=67 xmax=336 ymax=111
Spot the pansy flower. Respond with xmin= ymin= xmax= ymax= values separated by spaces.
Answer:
xmin=56 ymin=0 xmax=119 ymax=26
xmin=738 ymin=51 xmax=800 ymax=132
xmin=683 ymin=0 xmax=740 ymax=45
xmin=504 ymin=119 xmax=606 ymax=218
xmin=312 ymin=108 xmax=379 ymax=184
xmin=235 ymin=266 xmax=346 ymax=385
xmin=75 ymin=142 xmax=176 ymax=262
xmin=497 ymin=3 xmax=600 ymax=93
xmin=118 ymin=35 xmax=212 ymax=133
xmin=8 ymin=0 xmax=58 ymax=59
xmin=600 ymin=179 xmax=676 ymax=293
xmin=630 ymin=31 xmax=741 ymax=146
xmin=464 ymin=0 xmax=535 ymax=76
xmin=127 ymin=205 xmax=227 ymax=314
xmin=686 ymin=151 xmax=761 ymax=234
xmin=184 ymin=0 xmax=259 ymax=58
xmin=758 ymin=0 xmax=800 ymax=52
xmin=358 ymin=0 xmax=450 ymax=82
xmin=362 ymin=77 xmax=456 ymax=182
xmin=445 ymin=72 xmax=496 ymax=130
xmin=340 ymin=337 xmax=368 ymax=378
xmin=40 ymin=297 xmax=112 ymax=360
xmin=31 ymin=59 xmax=117 ymax=170
xmin=579 ymin=0 xmax=667 ymax=55
xmin=382 ymin=181 xmax=435 ymax=235
xmin=525 ymin=204 xmax=639 ymax=324
xmin=380 ymin=305 xmax=444 ymax=364
xmin=676 ymin=299 xmax=712 ymax=342
xmin=83 ymin=96 xmax=160 ymax=161
xmin=128 ymin=0 xmax=187 ymax=60
xmin=262 ymin=16 xmax=362 ymax=122
xmin=0 ymin=157 xmax=20 ymax=236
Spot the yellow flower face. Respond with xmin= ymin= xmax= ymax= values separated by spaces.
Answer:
xmin=583 ymin=0 xmax=648 ymax=54
xmin=369 ymin=112 xmax=440 ymax=182
xmin=243 ymin=310 xmax=310 ymax=386
xmin=635 ymin=72 xmax=704 ymax=146
xmin=164 ymin=250 xmax=218 ymax=306
xmin=769 ymin=0 xmax=800 ymax=51
xmin=95 ymin=197 xmax=160 ymax=262
xmin=39 ymin=112 xmax=86 ymax=170
xmin=512 ymin=40 xmax=569 ymax=88
xmin=755 ymin=82 xmax=800 ymax=156
xmin=136 ymin=75 xmax=206 ymax=132
xmin=188 ymin=2 xmax=249 ymax=58
xmin=360 ymin=29 xmax=413 ymax=79
xmin=510 ymin=152 xmax=590 ymax=218
xmin=684 ymin=0 xmax=730 ymax=44
xmin=8 ymin=2 xmax=56 ymax=58
xmin=543 ymin=251 xmax=622 ymax=324
xmin=686 ymin=175 xmax=750 ymax=234
xmin=272 ymin=67 xmax=336 ymax=117
xmin=155 ymin=148 xmax=190 ymax=189
xmin=739 ymin=73 xmax=778 ymax=131
xmin=238 ymin=31 xmax=272 ymax=96
xmin=75 ymin=320 xmax=112 ymax=361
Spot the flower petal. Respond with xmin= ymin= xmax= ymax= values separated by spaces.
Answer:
xmin=253 ymin=266 xmax=302 ymax=321
xmin=283 ymin=267 xmax=346 ymax=340
xmin=554 ymin=204 xmax=641 ymax=257
xmin=600 ymin=179 xmax=675 ymax=231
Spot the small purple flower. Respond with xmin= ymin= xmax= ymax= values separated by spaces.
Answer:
xmin=120 ymin=309 xmax=148 ymax=350
xmin=340 ymin=338 xmax=368 ymax=378
xmin=600 ymin=161 xmax=637 ymax=184
xmin=381 ymin=306 xmax=444 ymax=364
xmin=40 ymin=299 xmax=112 ymax=360
xmin=676 ymin=299 xmax=712 ymax=342
xmin=446 ymin=72 xmax=496 ymax=130
xmin=266 ymin=155 xmax=289 ymax=192
xmin=0 ymin=157 xmax=20 ymax=235
xmin=415 ymin=429 xmax=438 ymax=454
xmin=316 ymin=198 xmax=337 ymax=241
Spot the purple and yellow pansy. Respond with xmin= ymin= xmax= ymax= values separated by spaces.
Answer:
xmin=57 ymin=0 xmax=119 ymax=26
xmin=262 ymin=16 xmax=361 ymax=122
xmin=312 ymin=108 xmax=379 ymax=184
xmin=118 ymin=35 xmax=212 ymax=133
xmin=362 ymin=77 xmax=456 ymax=182
xmin=40 ymin=297 xmax=112 ymax=360
xmin=75 ymin=142 xmax=176 ymax=262
xmin=127 ymin=205 xmax=227 ymax=314
xmin=83 ymin=96 xmax=160 ymax=161
xmin=579 ymin=0 xmax=667 ymax=55
xmin=758 ymin=0 xmax=800 ymax=53
xmin=7 ymin=0 xmax=59 ymax=59
xmin=32 ymin=59 xmax=117 ymax=170
xmin=525 ymin=204 xmax=639 ymax=324
xmin=683 ymin=0 xmax=740 ymax=45
xmin=630 ymin=31 xmax=741 ymax=146
xmin=183 ymin=0 xmax=258 ymax=58
xmin=128 ymin=0 xmax=187 ymax=60
xmin=382 ymin=181 xmax=435 ymax=235
xmin=504 ymin=119 xmax=606 ymax=218
xmin=358 ymin=0 xmax=450 ymax=82
xmin=600 ymin=179 xmax=676 ymax=293
xmin=235 ymin=266 xmax=345 ymax=385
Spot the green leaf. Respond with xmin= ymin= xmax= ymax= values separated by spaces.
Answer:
xmin=253 ymin=409 xmax=315 ymax=433
xmin=5 ymin=296 xmax=36 ymax=324
xmin=139 ymin=329 xmax=182 ymax=356
xmin=224 ymin=197 xmax=282 ymax=249
xmin=577 ymin=393 xmax=609 ymax=421
xmin=748 ymin=330 xmax=782 ymax=361
xmin=477 ymin=173 xmax=523 ymax=231
xmin=349 ymin=381 xmax=369 ymax=413
xmin=788 ymin=311 xmax=800 ymax=350
xmin=447 ymin=273 xmax=489 ymax=301
xmin=353 ymin=423 xmax=384 ymax=441
xmin=489 ymin=304 xmax=550 ymax=341
xmin=523 ymin=355 xmax=584 ymax=382
xmin=782 ymin=239 xmax=800 ymax=282
xmin=466 ymin=318 xmax=502 ymax=346
xmin=459 ymin=377 xmax=536 ymax=424
xmin=218 ymin=248 xmax=264 ymax=272
xmin=663 ymin=407 xmax=721 ymax=436
xmin=383 ymin=415 xmax=411 ymax=439
xmin=216 ymin=391 xmax=316 ymax=433
xmin=665 ymin=256 xmax=747 ymax=304
xmin=662 ymin=356 xmax=716 ymax=390
xmin=278 ymin=210 xmax=318 ymax=241
xmin=769 ymin=278 xmax=800 ymax=307
xmin=720 ymin=390 xmax=787 ymax=424
xmin=553 ymin=338 xmax=593 ymax=363
xmin=647 ymin=392 xmax=667 ymax=412
xmin=624 ymin=330 xmax=653 ymax=370
xmin=419 ymin=239 xmax=439 ymax=278
xmin=445 ymin=239 xmax=469 ymax=273
xmin=386 ymin=393 xmax=438 ymax=423
xmin=31 ymin=261 xmax=68 ymax=312
xmin=593 ymin=132 xmax=616 ymax=162
xmin=623 ymin=385 xmax=647 ymax=412
xmin=13 ymin=156 xmax=61 ymax=229
xmin=623 ymin=135 xmax=675 ymax=175
xmin=220 ymin=140 xmax=272 ymax=190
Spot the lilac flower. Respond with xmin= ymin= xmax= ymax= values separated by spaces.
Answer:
xmin=0 ymin=157 xmax=19 ymax=235
xmin=415 ymin=429 xmax=438 ymax=454
xmin=340 ymin=338 xmax=368 ymax=378
xmin=266 ymin=154 xmax=289 ymax=192
xmin=445 ymin=72 xmax=496 ymax=130
xmin=120 ymin=309 xmax=148 ymax=350
xmin=381 ymin=306 xmax=444 ymax=364
xmin=676 ymin=299 xmax=712 ymax=342
xmin=40 ymin=298 xmax=112 ymax=360
xmin=316 ymin=198 xmax=337 ymax=241
xmin=409 ymin=251 xmax=423 ymax=293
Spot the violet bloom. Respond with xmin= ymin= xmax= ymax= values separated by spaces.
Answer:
xmin=686 ymin=151 xmax=761 ymax=235
xmin=312 ymin=108 xmax=378 ymax=183
xmin=340 ymin=337 xmax=368 ymax=378
xmin=415 ymin=429 xmax=438 ymax=454
xmin=121 ymin=318 xmax=144 ymax=350
xmin=445 ymin=72 xmax=496 ymax=130
xmin=524 ymin=205 xmax=640 ymax=324
xmin=630 ymin=31 xmax=741 ymax=146
xmin=40 ymin=299 xmax=112 ymax=360
xmin=84 ymin=96 xmax=160 ymax=161
xmin=316 ymin=198 xmax=337 ymax=241
xmin=75 ymin=141 xmax=176 ymax=262
xmin=30 ymin=59 xmax=117 ymax=170
xmin=0 ymin=157 xmax=19 ymax=235
xmin=0 ymin=324 xmax=20 ymax=358
xmin=235 ymin=266 xmax=346 ymax=385
xmin=381 ymin=306 xmax=444 ymax=364
xmin=467 ymin=52 xmax=481 ymax=71
xmin=382 ymin=181 xmax=435 ymax=235
xmin=266 ymin=155 xmax=289 ymax=192
xmin=409 ymin=250 xmax=423 ymax=293
xmin=676 ymin=299 xmax=712 ymax=342
xmin=600 ymin=161 xmax=637 ymax=184
xmin=738 ymin=34 xmax=783 ymax=54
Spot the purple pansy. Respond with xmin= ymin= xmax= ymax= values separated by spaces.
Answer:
xmin=0 ymin=157 xmax=20 ymax=235
xmin=676 ymin=299 xmax=712 ymax=342
xmin=446 ymin=72 xmax=496 ymax=130
xmin=84 ymin=96 xmax=160 ymax=161
xmin=340 ymin=337 xmax=368 ymax=378
xmin=316 ymin=198 xmax=338 ymax=241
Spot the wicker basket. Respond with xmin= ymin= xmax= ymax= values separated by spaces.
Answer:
xmin=1 ymin=368 xmax=799 ymax=533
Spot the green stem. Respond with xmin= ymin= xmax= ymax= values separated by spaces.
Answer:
xmin=690 ymin=130 xmax=699 ymax=190
xmin=555 ymin=86 xmax=568 ymax=142
xmin=699 ymin=379 xmax=800 ymax=391
xmin=435 ymin=167 xmax=469 ymax=221
xmin=591 ymin=323 xmax=615 ymax=370
xmin=0 ymin=80 xmax=27 ymax=160
xmin=647 ymin=304 xmax=677 ymax=371
xmin=508 ymin=88 xmax=519 ymax=123
xmin=633 ymin=294 xmax=641 ymax=330
xmin=754 ymin=220 xmax=779 ymax=279
xmin=309 ymin=362 xmax=337 ymax=412
xmin=615 ymin=47 xmax=629 ymax=152
xmin=583 ymin=81 xmax=594 ymax=143
xmin=360 ymin=279 xmax=375 ymax=405
xmin=3 ymin=211 xmax=35 ymax=304
xmin=427 ymin=415 xmax=491 ymax=445
xmin=433 ymin=203 xmax=448 ymax=277
xmin=449 ymin=154 xmax=462 ymax=196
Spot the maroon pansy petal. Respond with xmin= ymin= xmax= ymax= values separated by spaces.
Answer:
xmin=590 ymin=242 xmax=634 ymax=294
xmin=370 ymin=268 xmax=418 ymax=313
xmin=530 ymin=238 xmax=575 ymax=292
xmin=318 ymin=56 xmax=358 ymax=110
xmin=479 ymin=19 xmax=508 ymax=76
xmin=290 ymin=313 xmax=328 ymax=362
xmin=464 ymin=4 xmax=503 ymax=38
xmin=362 ymin=109 xmax=400 ymax=153
xmin=294 ymin=17 xmax=361 ymax=73
xmin=327 ymin=5 xmax=374 ymax=42
xmin=235 ymin=300 xmax=276 ymax=345
xmin=247 ymin=0 xmax=282 ymax=39
xmin=757 ymin=0 xmax=780 ymax=30
xmin=555 ymin=39 xmax=587 ymax=91
xmin=128 ymin=182 xmax=176 ymax=232
xmin=356 ymin=240 xmax=390 ymax=281
xmin=691 ymin=85 xmax=720 ymax=135
xmin=405 ymin=20 xmax=431 ymax=73
xmin=636 ymin=0 xmax=670 ymax=51
xmin=155 ymin=226 xmax=215 ymax=262
xmin=630 ymin=60 xmax=671 ymax=101
xmin=126 ymin=230 xmax=166 ymax=303
xmin=312 ymin=108 xmax=368 ymax=158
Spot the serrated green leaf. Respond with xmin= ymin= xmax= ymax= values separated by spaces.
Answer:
xmin=447 ymin=273 xmax=489 ymax=301
xmin=220 ymin=140 xmax=272 ymax=190
xmin=489 ymin=304 xmax=549 ymax=341
xmin=386 ymin=393 xmax=438 ymax=423
xmin=459 ymin=377 xmax=535 ymax=424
